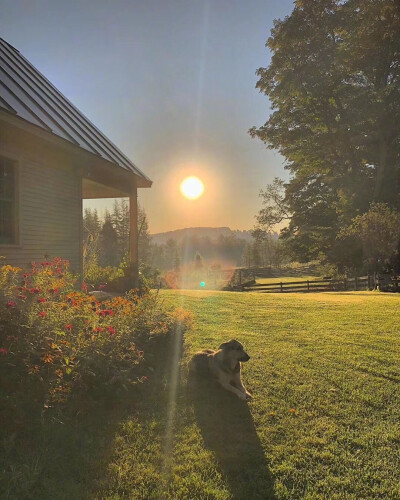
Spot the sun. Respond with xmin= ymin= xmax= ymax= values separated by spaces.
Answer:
xmin=180 ymin=176 xmax=204 ymax=200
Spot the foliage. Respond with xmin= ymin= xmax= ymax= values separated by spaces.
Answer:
xmin=339 ymin=202 xmax=400 ymax=272
xmin=84 ymin=261 xmax=124 ymax=289
xmin=83 ymin=201 xmax=154 ymax=272
xmin=253 ymin=177 xmax=290 ymax=234
xmin=251 ymin=0 xmax=400 ymax=268
xmin=99 ymin=212 xmax=119 ymax=267
xmin=245 ymin=230 xmax=288 ymax=269
xmin=0 ymin=259 xmax=192 ymax=408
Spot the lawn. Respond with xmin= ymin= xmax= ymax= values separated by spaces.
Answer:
xmin=2 ymin=290 xmax=400 ymax=499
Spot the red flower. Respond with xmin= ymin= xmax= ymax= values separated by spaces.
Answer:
xmin=64 ymin=324 xmax=73 ymax=331
xmin=6 ymin=301 xmax=16 ymax=308
xmin=93 ymin=327 xmax=104 ymax=333
xmin=17 ymin=294 xmax=27 ymax=300
xmin=98 ymin=309 xmax=113 ymax=317
xmin=105 ymin=326 xmax=116 ymax=335
xmin=30 ymin=288 xmax=41 ymax=294
xmin=0 ymin=348 xmax=8 ymax=355
xmin=49 ymin=288 xmax=59 ymax=294
xmin=38 ymin=311 xmax=47 ymax=318
xmin=81 ymin=282 xmax=88 ymax=292
xmin=99 ymin=284 xmax=106 ymax=290
xmin=37 ymin=298 xmax=46 ymax=303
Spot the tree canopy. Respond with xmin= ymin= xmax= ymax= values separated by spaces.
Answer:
xmin=251 ymin=0 xmax=400 ymax=269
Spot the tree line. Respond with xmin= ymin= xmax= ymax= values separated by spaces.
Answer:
xmin=83 ymin=201 xmax=286 ymax=275
xmin=251 ymin=0 xmax=400 ymax=274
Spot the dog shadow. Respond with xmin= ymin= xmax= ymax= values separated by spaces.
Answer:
xmin=188 ymin=374 xmax=276 ymax=500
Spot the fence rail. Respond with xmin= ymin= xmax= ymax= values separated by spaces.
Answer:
xmin=241 ymin=276 xmax=373 ymax=293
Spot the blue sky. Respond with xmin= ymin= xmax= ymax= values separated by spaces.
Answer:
xmin=1 ymin=0 xmax=295 ymax=233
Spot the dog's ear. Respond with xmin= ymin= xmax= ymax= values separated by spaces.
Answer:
xmin=218 ymin=339 xmax=236 ymax=350
xmin=218 ymin=341 xmax=230 ymax=350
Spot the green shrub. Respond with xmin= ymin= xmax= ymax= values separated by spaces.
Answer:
xmin=83 ymin=261 xmax=123 ymax=289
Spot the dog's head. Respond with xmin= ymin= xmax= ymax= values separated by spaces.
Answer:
xmin=218 ymin=339 xmax=250 ymax=363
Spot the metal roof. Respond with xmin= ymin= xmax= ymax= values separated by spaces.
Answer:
xmin=0 ymin=38 xmax=151 ymax=185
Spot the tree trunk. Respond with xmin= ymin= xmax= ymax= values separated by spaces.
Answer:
xmin=373 ymin=133 xmax=387 ymax=201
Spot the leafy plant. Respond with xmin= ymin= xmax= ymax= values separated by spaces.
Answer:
xmin=0 ymin=258 xmax=192 ymax=408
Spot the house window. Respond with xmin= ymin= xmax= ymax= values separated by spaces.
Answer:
xmin=0 ymin=157 xmax=17 ymax=244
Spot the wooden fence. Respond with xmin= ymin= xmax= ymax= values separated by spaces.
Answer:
xmin=240 ymin=276 xmax=373 ymax=293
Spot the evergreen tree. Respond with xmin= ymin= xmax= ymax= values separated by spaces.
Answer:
xmin=99 ymin=211 xmax=119 ymax=267
xmin=138 ymin=204 xmax=152 ymax=266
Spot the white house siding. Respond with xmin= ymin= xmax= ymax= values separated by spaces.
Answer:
xmin=1 ymin=157 xmax=82 ymax=273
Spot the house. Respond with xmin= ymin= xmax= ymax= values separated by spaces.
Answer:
xmin=0 ymin=38 xmax=152 ymax=285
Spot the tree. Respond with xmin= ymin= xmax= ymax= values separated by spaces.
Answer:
xmin=253 ymin=178 xmax=290 ymax=235
xmin=339 ymin=203 xmax=400 ymax=273
xmin=99 ymin=212 xmax=119 ymax=267
xmin=83 ymin=208 xmax=101 ymax=279
xmin=250 ymin=0 xmax=400 ymax=268
xmin=83 ymin=208 xmax=101 ymax=242
xmin=111 ymin=199 xmax=129 ymax=263
xmin=137 ymin=204 xmax=152 ymax=266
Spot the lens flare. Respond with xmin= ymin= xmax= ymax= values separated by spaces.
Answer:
xmin=180 ymin=176 xmax=204 ymax=200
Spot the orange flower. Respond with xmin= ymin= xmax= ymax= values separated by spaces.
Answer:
xmin=42 ymin=354 xmax=53 ymax=364
xmin=290 ymin=408 xmax=296 ymax=415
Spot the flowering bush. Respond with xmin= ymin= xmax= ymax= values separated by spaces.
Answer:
xmin=0 ymin=258 xmax=192 ymax=407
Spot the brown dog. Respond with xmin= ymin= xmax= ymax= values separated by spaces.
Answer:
xmin=189 ymin=339 xmax=252 ymax=400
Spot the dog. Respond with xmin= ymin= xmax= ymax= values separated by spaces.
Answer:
xmin=188 ymin=339 xmax=252 ymax=401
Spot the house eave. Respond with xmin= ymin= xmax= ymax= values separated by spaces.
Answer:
xmin=0 ymin=110 xmax=153 ymax=190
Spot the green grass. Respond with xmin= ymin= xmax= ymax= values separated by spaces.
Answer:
xmin=2 ymin=291 xmax=400 ymax=499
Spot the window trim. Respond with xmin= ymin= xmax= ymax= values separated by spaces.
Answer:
xmin=0 ymin=156 xmax=20 ymax=247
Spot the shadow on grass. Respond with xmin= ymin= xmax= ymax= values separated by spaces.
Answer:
xmin=0 ymin=333 xmax=180 ymax=500
xmin=0 ymin=376 xmax=142 ymax=499
xmin=188 ymin=374 xmax=276 ymax=500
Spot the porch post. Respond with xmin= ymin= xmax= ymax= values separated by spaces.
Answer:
xmin=129 ymin=187 xmax=139 ymax=288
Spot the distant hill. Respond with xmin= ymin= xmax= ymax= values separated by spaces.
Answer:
xmin=150 ymin=227 xmax=255 ymax=245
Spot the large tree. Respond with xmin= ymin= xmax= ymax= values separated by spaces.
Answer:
xmin=251 ymin=0 xmax=400 ymax=266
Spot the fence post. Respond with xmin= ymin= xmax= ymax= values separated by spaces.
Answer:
xmin=239 ymin=269 xmax=242 ymax=287
xmin=368 ymin=274 xmax=371 ymax=290
xmin=355 ymin=275 xmax=358 ymax=291
xmin=344 ymin=277 xmax=347 ymax=291
xmin=280 ymin=281 xmax=283 ymax=293
xmin=307 ymin=280 xmax=310 ymax=292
